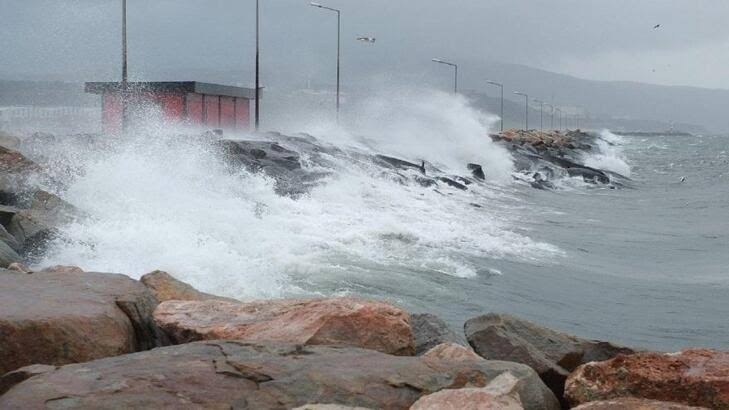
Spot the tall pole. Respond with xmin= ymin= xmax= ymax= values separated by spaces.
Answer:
xmin=121 ymin=0 xmax=128 ymax=132
xmin=514 ymin=92 xmax=528 ymax=131
xmin=310 ymin=3 xmax=341 ymax=123
xmin=336 ymin=8 xmax=340 ymax=122
xmin=432 ymin=58 xmax=458 ymax=94
xmin=486 ymin=80 xmax=503 ymax=132
xmin=546 ymin=104 xmax=554 ymax=130
xmin=534 ymin=99 xmax=543 ymax=132
xmin=254 ymin=0 xmax=260 ymax=131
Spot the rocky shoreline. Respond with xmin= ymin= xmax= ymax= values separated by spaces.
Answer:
xmin=0 ymin=131 xmax=725 ymax=409
xmin=1 ymin=267 xmax=727 ymax=409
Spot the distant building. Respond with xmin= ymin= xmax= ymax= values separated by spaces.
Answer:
xmin=85 ymin=81 xmax=256 ymax=133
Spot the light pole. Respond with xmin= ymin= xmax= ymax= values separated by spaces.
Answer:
xmin=533 ymin=99 xmax=544 ymax=132
xmin=432 ymin=58 xmax=458 ymax=93
xmin=555 ymin=108 xmax=562 ymax=131
xmin=254 ymin=0 xmax=260 ymax=131
xmin=486 ymin=80 xmax=503 ymax=132
xmin=545 ymin=103 xmax=554 ymax=130
xmin=310 ymin=2 xmax=341 ymax=123
xmin=514 ymin=91 xmax=528 ymax=131
xmin=121 ymin=0 xmax=128 ymax=132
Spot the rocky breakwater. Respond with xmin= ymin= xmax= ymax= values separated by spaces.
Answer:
xmin=491 ymin=129 xmax=631 ymax=189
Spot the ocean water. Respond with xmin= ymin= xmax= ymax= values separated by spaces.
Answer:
xmin=27 ymin=91 xmax=729 ymax=352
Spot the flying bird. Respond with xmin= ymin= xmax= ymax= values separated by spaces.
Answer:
xmin=357 ymin=36 xmax=376 ymax=43
xmin=653 ymin=24 xmax=661 ymax=29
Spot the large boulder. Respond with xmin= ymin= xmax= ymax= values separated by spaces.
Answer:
xmin=409 ymin=372 xmax=525 ymax=410
xmin=0 ymin=341 xmax=559 ymax=410
xmin=140 ymin=270 xmax=236 ymax=303
xmin=572 ymin=398 xmax=708 ymax=410
xmin=154 ymin=298 xmax=416 ymax=356
xmin=565 ymin=349 xmax=729 ymax=409
xmin=0 ymin=269 xmax=167 ymax=375
xmin=465 ymin=313 xmax=634 ymax=406
xmin=6 ymin=190 xmax=77 ymax=255
xmin=411 ymin=313 xmax=466 ymax=355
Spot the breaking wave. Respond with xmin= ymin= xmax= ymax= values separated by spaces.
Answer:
xmin=27 ymin=90 xmax=563 ymax=299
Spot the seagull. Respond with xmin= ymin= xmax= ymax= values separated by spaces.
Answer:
xmin=357 ymin=36 xmax=376 ymax=43
xmin=653 ymin=24 xmax=661 ymax=29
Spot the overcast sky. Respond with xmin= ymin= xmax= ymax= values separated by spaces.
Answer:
xmin=2 ymin=0 xmax=729 ymax=89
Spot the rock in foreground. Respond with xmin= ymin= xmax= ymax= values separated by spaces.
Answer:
xmin=140 ymin=270 xmax=236 ymax=303
xmin=411 ymin=313 xmax=466 ymax=355
xmin=465 ymin=313 xmax=634 ymax=405
xmin=565 ymin=349 xmax=729 ymax=409
xmin=572 ymin=398 xmax=709 ymax=409
xmin=0 ymin=341 xmax=559 ymax=410
xmin=410 ymin=372 xmax=525 ymax=410
xmin=0 ymin=269 xmax=166 ymax=375
xmin=154 ymin=298 xmax=415 ymax=355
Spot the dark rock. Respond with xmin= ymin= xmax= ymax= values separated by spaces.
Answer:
xmin=465 ymin=313 xmax=634 ymax=408
xmin=0 ymin=341 xmax=559 ymax=410
xmin=411 ymin=313 xmax=466 ymax=355
xmin=438 ymin=177 xmax=468 ymax=190
xmin=0 ymin=239 xmax=21 ymax=268
xmin=566 ymin=167 xmax=610 ymax=184
xmin=375 ymin=155 xmax=425 ymax=173
xmin=0 ymin=269 xmax=165 ymax=375
xmin=467 ymin=163 xmax=485 ymax=180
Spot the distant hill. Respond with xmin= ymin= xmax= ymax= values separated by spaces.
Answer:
xmin=0 ymin=81 xmax=96 ymax=107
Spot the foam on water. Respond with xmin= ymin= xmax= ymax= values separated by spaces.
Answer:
xmin=32 ymin=91 xmax=562 ymax=299
xmin=583 ymin=129 xmax=632 ymax=177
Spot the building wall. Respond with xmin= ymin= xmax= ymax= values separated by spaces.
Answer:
xmin=186 ymin=93 xmax=203 ymax=125
xmin=102 ymin=92 xmax=123 ymax=134
xmin=220 ymin=97 xmax=236 ymax=129
xmin=235 ymin=98 xmax=250 ymax=131
xmin=203 ymin=95 xmax=220 ymax=128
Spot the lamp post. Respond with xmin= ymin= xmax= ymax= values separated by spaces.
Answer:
xmin=310 ymin=2 xmax=341 ymax=123
xmin=121 ymin=0 xmax=128 ymax=132
xmin=533 ymin=99 xmax=544 ymax=132
xmin=432 ymin=58 xmax=458 ymax=93
xmin=545 ymin=103 xmax=554 ymax=130
xmin=486 ymin=80 xmax=503 ymax=132
xmin=514 ymin=91 xmax=528 ymax=130
xmin=555 ymin=108 xmax=562 ymax=131
xmin=254 ymin=0 xmax=260 ymax=131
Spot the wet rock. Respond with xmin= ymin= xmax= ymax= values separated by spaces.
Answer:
xmin=0 ymin=341 xmax=558 ymax=410
xmin=438 ymin=176 xmax=468 ymax=190
xmin=565 ymin=349 xmax=729 ymax=409
xmin=140 ymin=270 xmax=236 ymax=303
xmin=6 ymin=262 xmax=30 ymax=273
xmin=0 ymin=239 xmax=21 ymax=268
xmin=572 ymin=398 xmax=709 ymax=410
xmin=467 ymin=163 xmax=486 ymax=180
xmin=6 ymin=190 xmax=77 ymax=256
xmin=293 ymin=405 xmax=373 ymax=410
xmin=0 ymin=270 xmax=166 ymax=375
xmin=0 ymin=364 xmax=56 ymax=395
xmin=465 ymin=313 xmax=634 ymax=407
xmin=0 ymin=223 xmax=21 ymax=252
xmin=155 ymin=298 xmax=415 ymax=355
xmin=411 ymin=313 xmax=466 ymax=355
xmin=410 ymin=372 xmax=525 ymax=410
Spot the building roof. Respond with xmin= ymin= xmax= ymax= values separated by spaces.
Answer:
xmin=85 ymin=81 xmax=256 ymax=99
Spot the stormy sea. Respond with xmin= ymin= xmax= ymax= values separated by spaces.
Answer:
xmin=20 ymin=90 xmax=729 ymax=352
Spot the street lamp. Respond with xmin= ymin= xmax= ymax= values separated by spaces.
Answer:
xmin=514 ymin=91 xmax=529 ymax=131
xmin=545 ymin=103 xmax=554 ymax=130
xmin=121 ymin=0 xmax=128 ymax=132
xmin=310 ymin=2 xmax=341 ymax=123
xmin=254 ymin=0 xmax=260 ymax=131
xmin=432 ymin=58 xmax=458 ymax=93
xmin=486 ymin=80 xmax=503 ymax=132
xmin=533 ymin=99 xmax=544 ymax=132
xmin=555 ymin=108 xmax=562 ymax=131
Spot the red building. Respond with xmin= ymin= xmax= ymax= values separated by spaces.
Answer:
xmin=85 ymin=81 xmax=256 ymax=133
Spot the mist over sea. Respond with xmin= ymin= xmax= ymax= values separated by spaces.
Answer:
xmin=22 ymin=90 xmax=729 ymax=352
